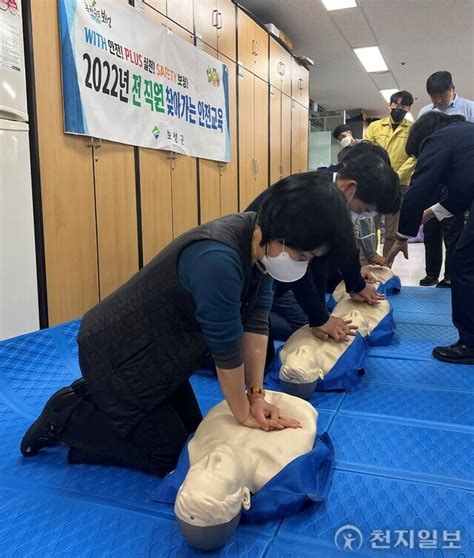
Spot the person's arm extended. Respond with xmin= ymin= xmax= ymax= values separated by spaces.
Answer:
xmin=216 ymin=360 xmax=301 ymax=430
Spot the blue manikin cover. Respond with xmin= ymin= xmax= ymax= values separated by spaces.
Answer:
xmin=153 ymin=432 xmax=334 ymax=523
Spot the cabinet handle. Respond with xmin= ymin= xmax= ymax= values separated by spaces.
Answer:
xmin=278 ymin=61 xmax=285 ymax=76
xmin=217 ymin=11 xmax=223 ymax=30
xmin=251 ymin=39 xmax=257 ymax=55
xmin=298 ymin=77 xmax=304 ymax=90
xmin=255 ymin=40 xmax=259 ymax=56
xmin=281 ymin=62 xmax=286 ymax=76
xmin=212 ymin=9 xmax=218 ymax=27
xmin=280 ymin=164 xmax=284 ymax=177
xmin=255 ymin=158 xmax=259 ymax=174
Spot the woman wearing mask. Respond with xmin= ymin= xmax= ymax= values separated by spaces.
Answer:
xmin=20 ymin=174 xmax=354 ymax=478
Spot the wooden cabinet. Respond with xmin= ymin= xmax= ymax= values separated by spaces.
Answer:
xmin=139 ymin=149 xmax=173 ymax=264
xmin=144 ymin=1 xmax=194 ymax=34
xmin=237 ymin=9 xmax=269 ymax=82
xmin=291 ymin=59 xmax=310 ymax=108
xmin=269 ymin=38 xmax=291 ymax=97
xmin=291 ymin=100 xmax=309 ymax=174
xmin=270 ymin=87 xmax=292 ymax=184
xmin=144 ymin=2 xmax=194 ymax=41
xmin=281 ymin=93 xmax=292 ymax=179
xmin=170 ymin=154 xmax=198 ymax=237
xmin=139 ymin=149 xmax=198 ymax=263
xmin=238 ymin=67 xmax=268 ymax=209
xmin=94 ymin=142 xmax=139 ymax=299
xmin=167 ymin=0 xmax=194 ymax=33
xmin=195 ymin=0 xmax=236 ymax=61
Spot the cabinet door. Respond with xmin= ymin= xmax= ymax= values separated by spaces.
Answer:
xmin=31 ymin=0 xmax=99 ymax=325
xmin=166 ymin=0 xmax=194 ymax=33
xmin=237 ymin=9 xmax=256 ymax=74
xmin=144 ymin=3 xmax=194 ymax=42
xmin=217 ymin=0 xmax=236 ymax=62
xmin=291 ymin=57 xmax=300 ymax=102
xmin=238 ymin=67 xmax=255 ymax=210
xmin=281 ymin=93 xmax=292 ymax=178
xmin=219 ymin=55 xmax=238 ymax=215
xmin=291 ymin=99 xmax=301 ymax=173
xmin=253 ymin=22 xmax=269 ymax=82
xmin=171 ymin=155 xmax=198 ymax=237
xmin=254 ymin=76 xmax=269 ymax=196
xmin=145 ymin=0 xmax=166 ymax=14
xmin=199 ymin=160 xmax=221 ymax=223
xmin=139 ymin=149 xmax=173 ymax=264
xmin=269 ymin=86 xmax=282 ymax=184
xmin=299 ymin=67 xmax=310 ymax=108
xmin=269 ymin=37 xmax=282 ymax=90
xmin=270 ymin=38 xmax=290 ymax=94
xmin=94 ymin=142 xmax=138 ymax=299
xmin=280 ymin=45 xmax=292 ymax=97
xmin=299 ymin=103 xmax=309 ymax=171
xmin=195 ymin=0 xmax=218 ymax=51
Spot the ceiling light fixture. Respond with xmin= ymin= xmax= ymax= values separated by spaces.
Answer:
xmin=321 ymin=0 xmax=357 ymax=11
xmin=380 ymin=89 xmax=398 ymax=103
xmin=354 ymin=46 xmax=388 ymax=73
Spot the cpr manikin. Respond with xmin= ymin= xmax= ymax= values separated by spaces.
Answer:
xmin=280 ymin=265 xmax=395 ymax=398
xmin=175 ymin=391 xmax=317 ymax=550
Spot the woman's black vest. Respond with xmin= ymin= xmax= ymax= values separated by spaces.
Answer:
xmin=77 ymin=212 xmax=265 ymax=436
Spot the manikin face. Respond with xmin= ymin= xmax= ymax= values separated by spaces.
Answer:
xmin=281 ymin=344 xmax=322 ymax=383
xmin=175 ymin=446 xmax=250 ymax=527
xmin=430 ymin=86 xmax=455 ymax=111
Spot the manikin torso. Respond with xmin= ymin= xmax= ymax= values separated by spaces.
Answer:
xmin=175 ymin=391 xmax=317 ymax=528
xmin=280 ymin=265 xmax=393 ymax=385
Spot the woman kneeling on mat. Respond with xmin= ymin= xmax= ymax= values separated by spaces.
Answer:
xmin=20 ymin=173 xmax=354 ymax=477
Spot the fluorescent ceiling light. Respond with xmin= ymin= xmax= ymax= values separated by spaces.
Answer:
xmin=380 ymin=89 xmax=398 ymax=103
xmin=322 ymin=0 xmax=357 ymax=10
xmin=354 ymin=46 xmax=388 ymax=72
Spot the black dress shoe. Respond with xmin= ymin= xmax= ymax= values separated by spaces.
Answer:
xmin=433 ymin=342 xmax=474 ymax=364
xmin=436 ymin=278 xmax=451 ymax=288
xmin=20 ymin=387 xmax=77 ymax=456
xmin=419 ymin=275 xmax=438 ymax=286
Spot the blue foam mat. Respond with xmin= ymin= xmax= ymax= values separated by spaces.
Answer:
xmin=0 ymin=287 xmax=473 ymax=557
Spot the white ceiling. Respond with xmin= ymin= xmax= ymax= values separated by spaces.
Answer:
xmin=238 ymin=0 xmax=474 ymax=117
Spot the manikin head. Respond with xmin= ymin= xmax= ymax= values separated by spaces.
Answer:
xmin=175 ymin=445 xmax=250 ymax=550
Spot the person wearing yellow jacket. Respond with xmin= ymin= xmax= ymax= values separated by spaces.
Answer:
xmin=364 ymin=90 xmax=417 ymax=257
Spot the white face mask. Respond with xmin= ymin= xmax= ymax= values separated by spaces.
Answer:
xmin=351 ymin=210 xmax=377 ymax=224
xmin=261 ymin=245 xmax=309 ymax=283
xmin=339 ymin=136 xmax=352 ymax=148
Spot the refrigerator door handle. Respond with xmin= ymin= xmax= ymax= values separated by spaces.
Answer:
xmin=0 ymin=105 xmax=28 ymax=122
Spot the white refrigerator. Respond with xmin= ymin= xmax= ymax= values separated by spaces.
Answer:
xmin=0 ymin=0 xmax=39 ymax=340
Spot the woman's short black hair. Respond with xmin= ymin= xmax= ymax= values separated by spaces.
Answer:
xmin=338 ymin=153 xmax=401 ymax=214
xmin=406 ymin=112 xmax=466 ymax=157
xmin=258 ymin=172 xmax=356 ymax=263
xmin=343 ymin=140 xmax=391 ymax=167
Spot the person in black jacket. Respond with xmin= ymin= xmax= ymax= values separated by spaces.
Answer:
xmin=20 ymin=174 xmax=355 ymax=477
xmin=387 ymin=112 xmax=474 ymax=364
xmin=248 ymin=151 xmax=401 ymax=343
